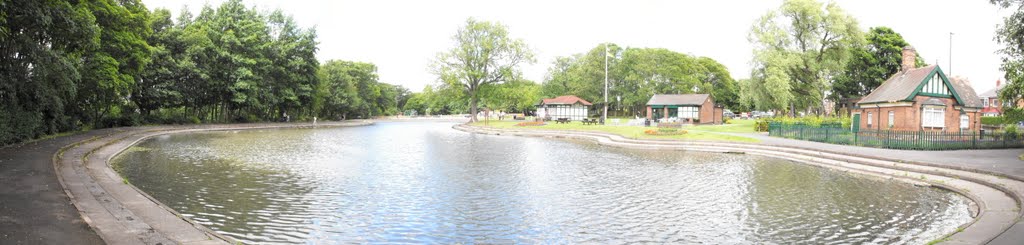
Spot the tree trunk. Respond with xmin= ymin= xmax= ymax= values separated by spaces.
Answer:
xmin=469 ymin=91 xmax=478 ymax=122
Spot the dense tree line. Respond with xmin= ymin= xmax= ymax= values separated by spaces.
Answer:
xmin=1 ymin=0 xmax=405 ymax=145
xmin=740 ymin=0 xmax=927 ymax=116
xmin=542 ymin=44 xmax=740 ymax=117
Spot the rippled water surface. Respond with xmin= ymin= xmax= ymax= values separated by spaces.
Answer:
xmin=114 ymin=122 xmax=971 ymax=244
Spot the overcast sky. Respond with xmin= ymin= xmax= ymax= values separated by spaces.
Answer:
xmin=142 ymin=0 xmax=1010 ymax=94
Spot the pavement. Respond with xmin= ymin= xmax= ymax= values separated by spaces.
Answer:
xmin=730 ymin=132 xmax=1024 ymax=181
xmin=0 ymin=128 xmax=123 ymax=245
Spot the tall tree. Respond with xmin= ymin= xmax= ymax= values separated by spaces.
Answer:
xmin=78 ymin=0 xmax=153 ymax=126
xmin=832 ymin=27 xmax=924 ymax=102
xmin=992 ymin=0 xmax=1024 ymax=115
xmin=433 ymin=18 xmax=533 ymax=122
xmin=742 ymin=0 xmax=862 ymax=114
xmin=0 ymin=0 xmax=98 ymax=144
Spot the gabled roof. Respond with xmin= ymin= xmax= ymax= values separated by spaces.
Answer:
xmin=949 ymin=76 xmax=983 ymax=108
xmin=978 ymin=82 xmax=1004 ymax=98
xmin=858 ymin=66 xmax=937 ymax=104
xmin=858 ymin=65 xmax=981 ymax=108
xmin=538 ymin=95 xmax=593 ymax=106
xmin=646 ymin=94 xmax=711 ymax=106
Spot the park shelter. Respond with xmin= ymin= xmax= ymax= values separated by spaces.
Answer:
xmin=852 ymin=46 xmax=982 ymax=132
xmin=536 ymin=95 xmax=592 ymax=120
xmin=645 ymin=94 xmax=722 ymax=124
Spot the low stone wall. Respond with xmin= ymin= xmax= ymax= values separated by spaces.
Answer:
xmin=454 ymin=124 xmax=1024 ymax=244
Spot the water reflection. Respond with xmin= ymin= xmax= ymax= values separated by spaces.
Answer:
xmin=114 ymin=122 xmax=970 ymax=244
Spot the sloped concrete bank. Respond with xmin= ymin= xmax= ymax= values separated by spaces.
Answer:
xmin=454 ymin=124 xmax=1024 ymax=245
xmin=54 ymin=121 xmax=372 ymax=245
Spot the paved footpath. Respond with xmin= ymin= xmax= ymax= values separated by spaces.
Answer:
xmin=0 ymin=128 xmax=125 ymax=244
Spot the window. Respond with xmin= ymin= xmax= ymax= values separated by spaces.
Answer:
xmin=960 ymin=115 xmax=969 ymax=129
xmin=922 ymin=107 xmax=945 ymax=128
xmin=995 ymin=99 xmax=1001 ymax=107
xmin=679 ymin=106 xmax=699 ymax=119
xmin=888 ymin=111 xmax=895 ymax=128
xmin=984 ymin=99 xmax=990 ymax=107
xmin=867 ymin=112 xmax=873 ymax=128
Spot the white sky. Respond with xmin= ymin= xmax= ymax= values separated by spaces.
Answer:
xmin=142 ymin=0 xmax=1010 ymax=94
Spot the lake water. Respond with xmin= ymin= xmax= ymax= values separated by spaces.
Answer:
xmin=113 ymin=122 xmax=971 ymax=244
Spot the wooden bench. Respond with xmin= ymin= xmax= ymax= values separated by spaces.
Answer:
xmin=582 ymin=118 xmax=602 ymax=125
xmin=556 ymin=118 xmax=570 ymax=124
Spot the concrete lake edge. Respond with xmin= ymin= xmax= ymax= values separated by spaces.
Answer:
xmin=43 ymin=120 xmax=1020 ymax=244
xmin=454 ymin=123 xmax=1024 ymax=244
xmin=53 ymin=121 xmax=373 ymax=245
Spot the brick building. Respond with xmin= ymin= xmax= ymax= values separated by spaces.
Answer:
xmin=645 ymin=94 xmax=723 ymax=124
xmin=978 ymin=80 xmax=1005 ymax=116
xmin=851 ymin=46 xmax=983 ymax=132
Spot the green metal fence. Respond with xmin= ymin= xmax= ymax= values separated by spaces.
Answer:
xmin=767 ymin=122 xmax=1024 ymax=150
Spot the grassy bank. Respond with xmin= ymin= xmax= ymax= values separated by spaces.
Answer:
xmin=469 ymin=120 xmax=759 ymax=143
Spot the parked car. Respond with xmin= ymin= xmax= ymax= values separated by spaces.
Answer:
xmin=750 ymin=111 xmax=767 ymax=119
xmin=723 ymin=109 xmax=736 ymax=119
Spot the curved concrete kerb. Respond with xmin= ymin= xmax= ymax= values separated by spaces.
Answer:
xmin=54 ymin=121 xmax=373 ymax=245
xmin=454 ymin=124 xmax=1024 ymax=245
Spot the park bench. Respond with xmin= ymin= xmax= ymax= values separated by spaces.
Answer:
xmin=582 ymin=118 xmax=598 ymax=125
xmin=556 ymin=118 xmax=570 ymax=124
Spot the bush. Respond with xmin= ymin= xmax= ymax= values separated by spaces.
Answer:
xmin=644 ymin=128 xmax=688 ymax=135
xmin=515 ymin=121 xmax=545 ymax=126
xmin=1005 ymin=108 xmax=1024 ymax=125
xmin=754 ymin=116 xmax=851 ymax=132
xmin=754 ymin=119 xmax=770 ymax=132
xmin=657 ymin=122 xmax=683 ymax=128
xmin=981 ymin=116 xmax=1004 ymax=125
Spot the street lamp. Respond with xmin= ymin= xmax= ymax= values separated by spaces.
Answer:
xmin=616 ymin=95 xmax=621 ymax=117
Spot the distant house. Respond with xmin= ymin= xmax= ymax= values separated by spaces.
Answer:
xmin=852 ymin=46 xmax=982 ymax=132
xmin=645 ymin=94 xmax=723 ymax=124
xmin=978 ymin=80 xmax=1005 ymax=117
xmin=536 ymin=95 xmax=592 ymax=120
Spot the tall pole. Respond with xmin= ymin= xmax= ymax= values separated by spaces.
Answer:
xmin=603 ymin=43 xmax=609 ymax=124
xmin=949 ymin=32 xmax=953 ymax=75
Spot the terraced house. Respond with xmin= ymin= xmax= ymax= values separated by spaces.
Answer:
xmin=852 ymin=46 xmax=983 ymax=132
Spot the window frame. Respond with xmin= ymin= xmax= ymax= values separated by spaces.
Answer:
xmin=888 ymin=111 xmax=895 ymax=128
xmin=922 ymin=107 xmax=945 ymax=128
xmin=960 ymin=114 xmax=969 ymax=129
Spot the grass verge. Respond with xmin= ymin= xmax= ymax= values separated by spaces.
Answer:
xmin=470 ymin=120 xmax=759 ymax=143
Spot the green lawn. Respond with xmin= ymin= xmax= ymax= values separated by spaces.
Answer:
xmin=687 ymin=119 xmax=756 ymax=133
xmin=469 ymin=120 xmax=759 ymax=143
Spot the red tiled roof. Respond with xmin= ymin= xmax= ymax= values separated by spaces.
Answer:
xmin=539 ymin=95 xmax=593 ymax=106
xmin=981 ymin=107 xmax=1002 ymax=114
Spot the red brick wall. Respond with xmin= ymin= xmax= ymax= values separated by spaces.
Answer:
xmin=852 ymin=96 xmax=980 ymax=131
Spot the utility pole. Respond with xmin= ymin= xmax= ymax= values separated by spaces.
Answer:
xmin=949 ymin=32 xmax=954 ymax=75
xmin=603 ymin=43 xmax=609 ymax=124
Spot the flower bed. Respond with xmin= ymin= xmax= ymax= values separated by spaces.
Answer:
xmin=644 ymin=128 xmax=688 ymax=135
xmin=516 ymin=121 xmax=546 ymax=126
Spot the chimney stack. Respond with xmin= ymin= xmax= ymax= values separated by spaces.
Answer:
xmin=901 ymin=46 xmax=916 ymax=72
xmin=997 ymin=79 xmax=1002 ymax=87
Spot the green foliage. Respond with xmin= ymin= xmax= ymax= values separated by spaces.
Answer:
xmin=981 ymin=116 xmax=1005 ymax=125
xmin=433 ymin=18 xmax=534 ymax=121
xmin=755 ymin=116 xmax=851 ymax=132
xmin=832 ymin=27 xmax=926 ymax=102
xmin=992 ymin=1 xmax=1024 ymax=109
xmin=541 ymin=44 xmax=740 ymax=117
xmin=1005 ymin=108 xmax=1024 ymax=125
xmin=742 ymin=0 xmax=863 ymax=114
xmin=0 ymin=0 xmax=408 ymax=145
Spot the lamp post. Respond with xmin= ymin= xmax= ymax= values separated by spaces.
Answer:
xmin=616 ymin=95 xmax=621 ymax=118
xmin=603 ymin=43 xmax=609 ymax=124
